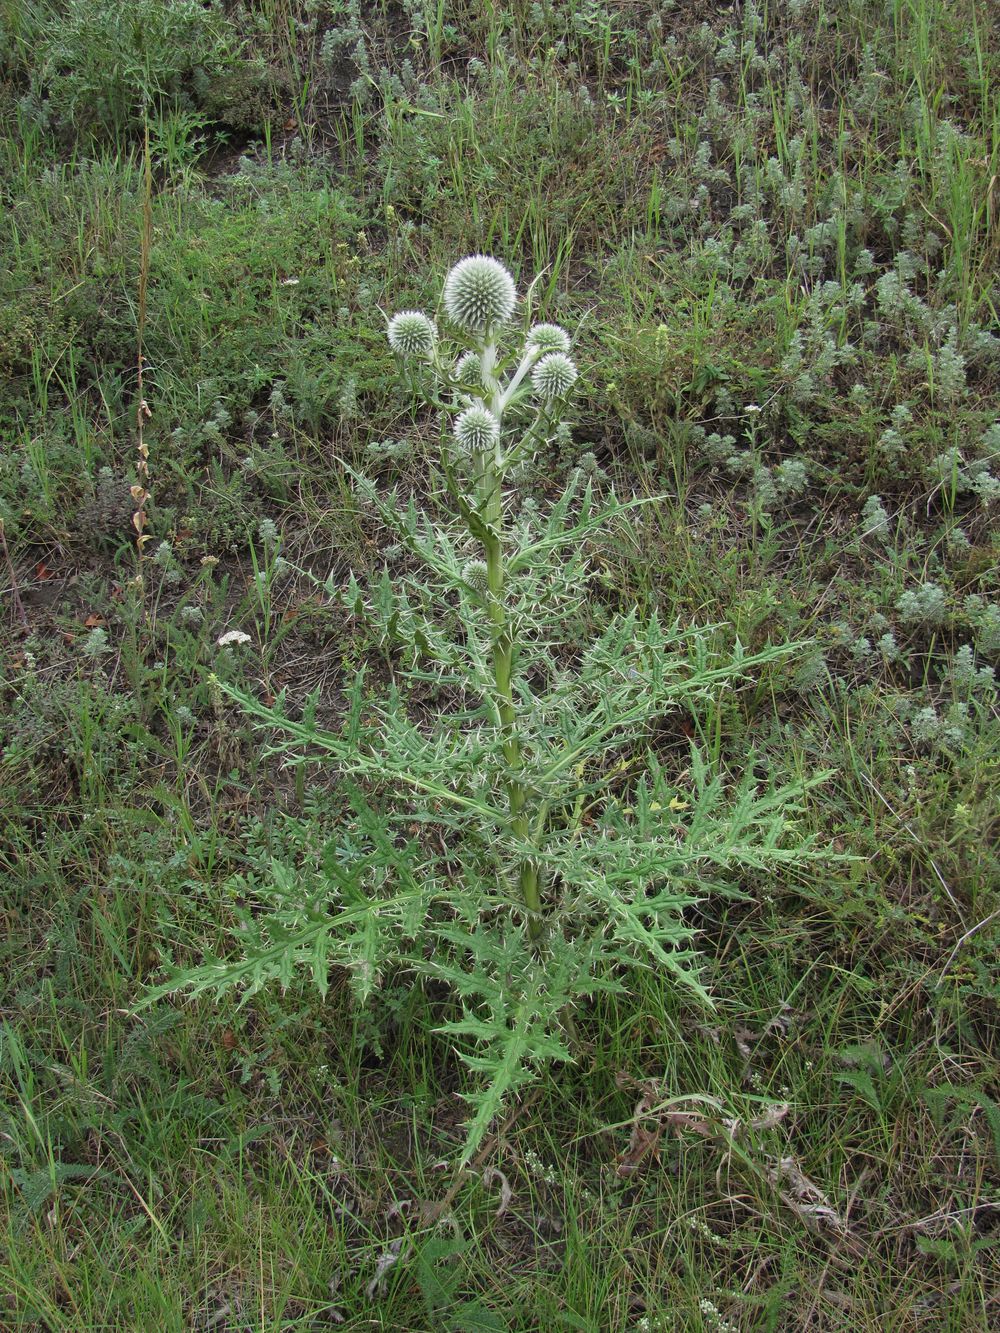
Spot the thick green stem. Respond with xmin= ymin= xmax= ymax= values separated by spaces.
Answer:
xmin=478 ymin=339 xmax=542 ymax=938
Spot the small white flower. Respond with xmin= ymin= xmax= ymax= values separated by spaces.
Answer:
xmin=455 ymin=404 xmax=501 ymax=451
xmin=442 ymin=255 xmax=517 ymax=333
xmin=531 ymin=351 xmax=578 ymax=401
xmin=217 ymin=630 xmax=252 ymax=647
xmin=387 ymin=310 xmax=437 ymax=358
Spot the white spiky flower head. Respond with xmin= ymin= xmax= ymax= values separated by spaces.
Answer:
xmin=462 ymin=559 xmax=490 ymax=595
xmin=532 ymin=351 xmax=578 ymax=401
xmin=526 ymin=323 xmax=572 ymax=355
xmin=454 ymin=404 xmax=501 ymax=452
xmin=387 ymin=310 xmax=437 ymax=359
xmin=454 ymin=351 xmax=484 ymax=385
xmin=442 ymin=255 xmax=517 ymax=334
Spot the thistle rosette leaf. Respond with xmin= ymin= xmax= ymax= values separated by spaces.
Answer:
xmin=532 ymin=351 xmax=579 ymax=402
xmin=387 ymin=310 xmax=437 ymax=359
xmin=526 ymin=323 xmax=572 ymax=355
xmin=443 ymin=255 xmax=517 ymax=334
xmin=455 ymin=404 xmax=501 ymax=452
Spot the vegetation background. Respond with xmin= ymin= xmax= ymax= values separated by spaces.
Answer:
xmin=0 ymin=1 xmax=997 ymax=1328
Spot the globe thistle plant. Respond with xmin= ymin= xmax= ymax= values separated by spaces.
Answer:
xmin=166 ymin=255 xmax=830 ymax=1165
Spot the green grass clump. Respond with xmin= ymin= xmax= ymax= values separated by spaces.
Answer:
xmin=1 ymin=0 xmax=269 ymax=143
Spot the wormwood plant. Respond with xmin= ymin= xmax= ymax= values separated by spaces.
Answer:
xmin=156 ymin=257 xmax=829 ymax=1158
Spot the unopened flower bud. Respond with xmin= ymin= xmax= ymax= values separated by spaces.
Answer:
xmin=455 ymin=404 xmax=501 ymax=451
xmin=387 ymin=310 xmax=437 ymax=358
xmin=532 ymin=351 xmax=578 ymax=401
xmin=462 ymin=559 xmax=489 ymax=595
xmin=454 ymin=351 xmax=484 ymax=386
xmin=526 ymin=323 xmax=571 ymax=355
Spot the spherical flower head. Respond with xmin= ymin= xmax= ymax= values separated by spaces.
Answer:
xmin=387 ymin=310 xmax=437 ymax=359
xmin=462 ymin=559 xmax=490 ymax=595
xmin=454 ymin=351 xmax=484 ymax=386
xmin=526 ymin=323 xmax=571 ymax=355
xmin=531 ymin=351 xmax=578 ymax=401
xmin=442 ymin=256 xmax=517 ymax=334
xmin=454 ymin=404 xmax=501 ymax=452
